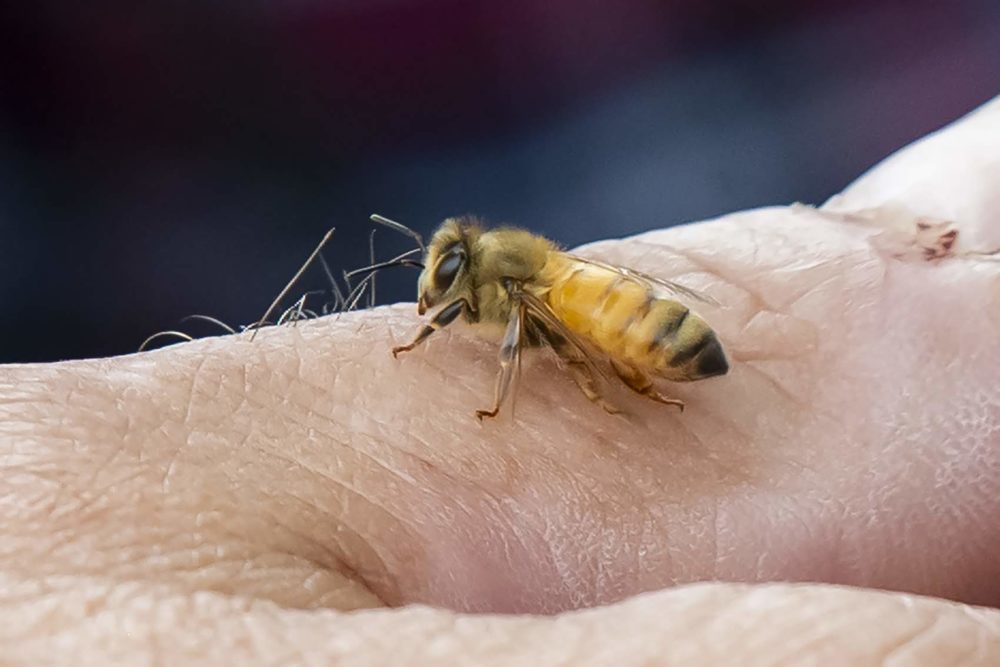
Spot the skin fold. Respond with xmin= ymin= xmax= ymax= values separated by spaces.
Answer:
xmin=1 ymin=95 xmax=999 ymax=664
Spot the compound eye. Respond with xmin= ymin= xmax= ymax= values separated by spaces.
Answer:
xmin=433 ymin=247 xmax=465 ymax=291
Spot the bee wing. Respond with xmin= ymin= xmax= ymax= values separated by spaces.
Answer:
xmin=510 ymin=302 xmax=525 ymax=419
xmin=563 ymin=253 xmax=720 ymax=306
xmin=515 ymin=290 xmax=610 ymax=382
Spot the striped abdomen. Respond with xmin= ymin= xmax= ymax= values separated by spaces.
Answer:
xmin=543 ymin=256 xmax=728 ymax=381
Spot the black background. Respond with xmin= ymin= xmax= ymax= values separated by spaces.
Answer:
xmin=2 ymin=0 xmax=998 ymax=363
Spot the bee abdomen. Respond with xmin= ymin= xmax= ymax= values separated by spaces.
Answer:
xmin=543 ymin=258 xmax=728 ymax=381
xmin=635 ymin=301 xmax=728 ymax=381
xmin=647 ymin=306 xmax=687 ymax=351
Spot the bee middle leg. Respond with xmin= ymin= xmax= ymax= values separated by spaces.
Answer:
xmin=611 ymin=360 xmax=685 ymax=412
xmin=549 ymin=341 xmax=620 ymax=414
xmin=476 ymin=304 xmax=524 ymax=421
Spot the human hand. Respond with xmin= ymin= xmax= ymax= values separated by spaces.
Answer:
xmin=2 ymin=96 xmax=999 ymax=664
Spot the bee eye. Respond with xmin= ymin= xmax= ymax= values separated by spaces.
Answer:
xmin=433 ymin=248 xmax=465 ymax=291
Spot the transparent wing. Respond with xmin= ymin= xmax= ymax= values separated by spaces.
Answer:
xmin=563 ymin=253 xmax=720 ymax=306
xmin=515 ymin=290 xmax=610 ymax=382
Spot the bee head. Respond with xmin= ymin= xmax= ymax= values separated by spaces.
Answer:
xmin=416 ymin=217 xmax=482 ymax=314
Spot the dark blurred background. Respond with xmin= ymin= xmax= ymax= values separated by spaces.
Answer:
xmin=1 ymin=1 xmax=998 ymax=363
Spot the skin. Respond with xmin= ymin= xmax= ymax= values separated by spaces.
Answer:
xmin=2 ymin=95 xmax=1000 ymax=664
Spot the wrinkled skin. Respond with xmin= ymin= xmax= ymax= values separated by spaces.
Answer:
xmin=2 ymin=96 xmax=1000 ymax=664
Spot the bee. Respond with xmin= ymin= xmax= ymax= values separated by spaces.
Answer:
xmin=386 ymin=215 xmax=729 ymax=420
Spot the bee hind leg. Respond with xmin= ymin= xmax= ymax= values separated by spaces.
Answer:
xmin=611 ymin=361 xmax=685 ymax=412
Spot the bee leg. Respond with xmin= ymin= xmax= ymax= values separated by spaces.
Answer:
xmin=611 ymin=361 xmax=685 ymax=412
xmin=565 ymin=362 xmax=621 ymax=414
xmin=476 ymin=304 xmax=523 ymax=421
xmin=392 ymin=299 xmax=466 ymax=358
xmin=547 ymin=340 xmax=620 ymax=414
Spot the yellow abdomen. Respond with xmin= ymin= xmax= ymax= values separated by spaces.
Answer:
xmin=541 ymin=254 xmax=726 ymax=381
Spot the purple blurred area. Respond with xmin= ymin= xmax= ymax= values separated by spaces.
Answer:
xmin=1 ymin=1 xmax=997 ymax=362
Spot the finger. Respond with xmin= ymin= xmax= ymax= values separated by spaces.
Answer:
xmin=824 ymin=94 xmax=1000 ymax=249
xmin=3 ymin=99 xmax=999 ymax=618
xmin=4 ymin=197 xmax=998 ymax=614
xmin=5 ymin=581 xmax=1000 ymax=665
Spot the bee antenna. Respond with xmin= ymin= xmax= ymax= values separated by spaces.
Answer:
xmin=343 ymin=247 xmax=424 ymax=281
xmin=370 ymin=214 xmax=426 ymax=255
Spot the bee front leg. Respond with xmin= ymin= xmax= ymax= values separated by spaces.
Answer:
xmin=611 ymin=360 xmax=685 ymax=412
xmin=392 ymin=299 xmax=467 ymax=358
xmin=475 ymin=304 xmax=523 ymax=421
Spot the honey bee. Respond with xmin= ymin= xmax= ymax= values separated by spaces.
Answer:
xmin=387 ymin=215 xmax=729 ymax=420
